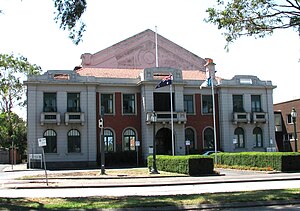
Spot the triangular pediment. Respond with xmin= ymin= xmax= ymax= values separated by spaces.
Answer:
xmin=81 ymin=29 xmax=206 ymax=70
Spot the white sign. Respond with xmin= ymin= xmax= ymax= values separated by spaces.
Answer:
xmin=136 ymin=141 xmax=140 ymax=147
xmin=38 ymin=138 xmax=47 ymax=147
xmin=149 ymin=146 xmax=153 ymax=154
xmin=185 ymin=140 xmax=191 ymax=146
xmin=29 ymin=153 xmax=42 ymax=160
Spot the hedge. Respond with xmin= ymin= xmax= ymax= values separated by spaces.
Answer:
xmin=148 ymin=155 xmax=214 ymax=176
xmin=215 ymin=152 xmax=300 ymax=172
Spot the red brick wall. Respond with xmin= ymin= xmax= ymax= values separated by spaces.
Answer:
xmin=96 ymin=92 xmax=142 ymax=153
xmin=185 ymin=94 xmax=220 ymax=152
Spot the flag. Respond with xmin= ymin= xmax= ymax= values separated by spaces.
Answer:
xmin=155 ymin=75 xmax=173 ymax=89
xmin=200 ymin=77 xmax=211 ymax=89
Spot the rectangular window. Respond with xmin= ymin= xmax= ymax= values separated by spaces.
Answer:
xmin=284 ymin=133 xmax=293 ymax=141
xmin=43 ymin=93 xmax=57 ymax=112
xmin=101 ymin=94 xmax=114 ymax=114
xmin=153 ymin=93 xmax=175 ymax=111
xmin=184 ymin=95 xmax=194 ymax=114
xmin=67 ymin=93 xmax=80 ymax=112
xmin=287 ymin=114 xmax=293 ymax=124
xmin=274 ymin=113 xmax=282 ymax=131
xmin=233 ymin=95 xmax=244 ymax=112
xmin=251 ymin=95 xmax=262 ymax=112
xmin=123 ymin=94 xmax=135 ymax=114
xmin=202 ymin=95 xmax=213 ymax=114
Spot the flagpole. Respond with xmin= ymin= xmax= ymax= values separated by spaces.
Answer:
xmin=155 ymin=26 xmax=158 ymax=68
xmin=170 ymin=81 xmax=174 ymax=156
xmin=211 ymin=74 xmax=217 ymax=164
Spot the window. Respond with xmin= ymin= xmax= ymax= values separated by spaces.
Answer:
xmin=233 ymin=95 xmax=244 ymax=112
xmin=274 ymin=113 xmax=282 ymax=132
xmin=251 ymin=95 xmax=262 ymax=112
xmin=253 ymin=127 xmax=263 ymax=147
xmin=67 ymin=93 xmax=80 ymax=112
xmin=43 ymin=129 xmax=57 ymax=153
xmin=68 ymin=129 xmax=81 ymax=153
xmin=284 ymin=133 xmax=293 ymax=141
xmin=104 ymin=129 xmax=114 ymax=152
xmin=123 ymin=129 xmax=136 ymax=151
xmin=234 ymin=127 xmax=245 ymax=148
xmin=185 ymin=128 xmax=195 ymax=150
xmin=43 ymin=93 xmax=57 ymax=112
xmin=101 ymin=94 xmax=114 ymax=114
xmin=123 ymin=94 xmax=135 ymax=114
xmin=184 ymin=95 xmax=194 ymax=114
xmin=202 ymin=95 xmax=213 ymax=114
xmin=287 ymin=114 xmax=293 ymax=124
xmin=203 ymin=128 xmax=214 ymax=149
xmin=154 ymin=93 xmax=175 ymax=112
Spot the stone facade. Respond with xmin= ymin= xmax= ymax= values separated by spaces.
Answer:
xmin=26 ymin=30 xmax=277 ymax=169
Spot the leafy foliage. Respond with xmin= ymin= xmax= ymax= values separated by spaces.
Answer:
xmin=206 ymin=0 xmax=300 ymax=47
xmin=0 ymin=54 xmax=41 ymax=113
xmin=0 ymin=112 xmax=27 ymax=156
xmin=0 ymin=54 xmax=41 ymax=156
xmin=53 ymin=0 xmax=87 ymax=45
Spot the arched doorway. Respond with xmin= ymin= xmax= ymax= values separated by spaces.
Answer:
xmin=156 ymin=128 xmax=172 ymax=155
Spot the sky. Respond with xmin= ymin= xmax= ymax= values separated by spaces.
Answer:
xmin=1 ymin=0 xmax=300 ymax=109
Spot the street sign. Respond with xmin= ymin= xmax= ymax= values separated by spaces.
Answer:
xmin=38 ymin=138 xmax=47 ymax=147
xmin=29 ymin=154 xmax=42 ymax=160
xmin=136 ymin=140 xmax=140 ymax=147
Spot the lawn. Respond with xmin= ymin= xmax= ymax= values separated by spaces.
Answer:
xmin=1 ymin=189 xmax=300 ymax=210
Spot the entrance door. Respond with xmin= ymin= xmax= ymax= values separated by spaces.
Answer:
xmin=156 ymin=128 xmax=172 ymax=155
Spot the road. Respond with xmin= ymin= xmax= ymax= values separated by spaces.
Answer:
xmin=1 ymin=165 xmax=300 ymax=198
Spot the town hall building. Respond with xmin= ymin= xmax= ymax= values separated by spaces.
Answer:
xmin=26 ymin=29 xmax=276 ymax=169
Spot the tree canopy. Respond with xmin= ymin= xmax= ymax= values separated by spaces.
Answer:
xmin=53 ymin=0 xmax=87 ymax=45
xmin=206 ymin=0 xmax=300 ymax=47
xmin=0 ymin=54 xmax=41 ymax=114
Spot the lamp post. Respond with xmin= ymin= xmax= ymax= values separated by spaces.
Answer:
xmin=150 ymin=111 xmax=159 ymax=174
xmin=291 ymin=107 xmax=298 ymax=152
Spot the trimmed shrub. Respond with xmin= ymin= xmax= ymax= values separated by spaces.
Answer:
xmin=215 ymin=152 xmax=300 ymax=172
xmin=148 ymin=155 xmax=214 ymax=176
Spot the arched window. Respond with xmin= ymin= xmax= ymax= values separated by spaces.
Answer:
xmin=104 ymin=129 xmax=114 ymax=152
xmin=43 ymin=129 xmax=57 ymax=153
xmin=253 ymin=127 xmax=263 ymax=147
xmin=203 ymin=128 xmax=214 ymax=150
xmin=123 ymin=129 xmax=136 ymax=151
xmin=234 ymin=127 xmax=245 ymax=148
xmin=68 ymin=129 xmax=81 ymax=153
xmin=185 ymin=128 xmax=195 ymax=151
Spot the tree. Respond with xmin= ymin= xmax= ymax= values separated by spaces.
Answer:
xmin=0 ymin=54 xmax=41 ymax=114
xmin=206 ymin=0 xmax=300 ymax=47
xmin=0 ymin=112 xmax=27 ymax=159
xmin=0 ymin=54 xmax=41 ymax=160
xmin=53 ymin=0 xmax=87 ymax=45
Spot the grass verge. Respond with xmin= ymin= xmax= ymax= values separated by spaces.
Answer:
xmin=1 ymin=189 xmax=300 ymax=210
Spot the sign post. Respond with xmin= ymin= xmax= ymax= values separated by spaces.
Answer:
xmin=38 ymin=138 xmax=48 ymax=186
xmin=135 ymin=140 xmax=140 ymax=167
xmin=99 ymin=106 xmax=105 ymax=175
xmin=185 ymin=140 xmax=190 ymax=155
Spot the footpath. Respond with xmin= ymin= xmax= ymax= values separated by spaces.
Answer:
xmin=1 ymin=164 xmax=300 ymax=210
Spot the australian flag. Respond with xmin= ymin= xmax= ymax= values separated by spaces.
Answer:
xmin=155 ymin=75 xmax=173 ymax=89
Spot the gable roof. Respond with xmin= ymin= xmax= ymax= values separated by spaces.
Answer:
xmin=81 ymin=29 xmax=207 ymax=70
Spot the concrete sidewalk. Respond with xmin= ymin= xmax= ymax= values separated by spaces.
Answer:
xmin=2 ymin=165 xmax=300 ymax=190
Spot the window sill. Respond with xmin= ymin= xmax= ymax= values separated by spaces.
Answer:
xmin=66 ymin=152 xmax=83 ymax=155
